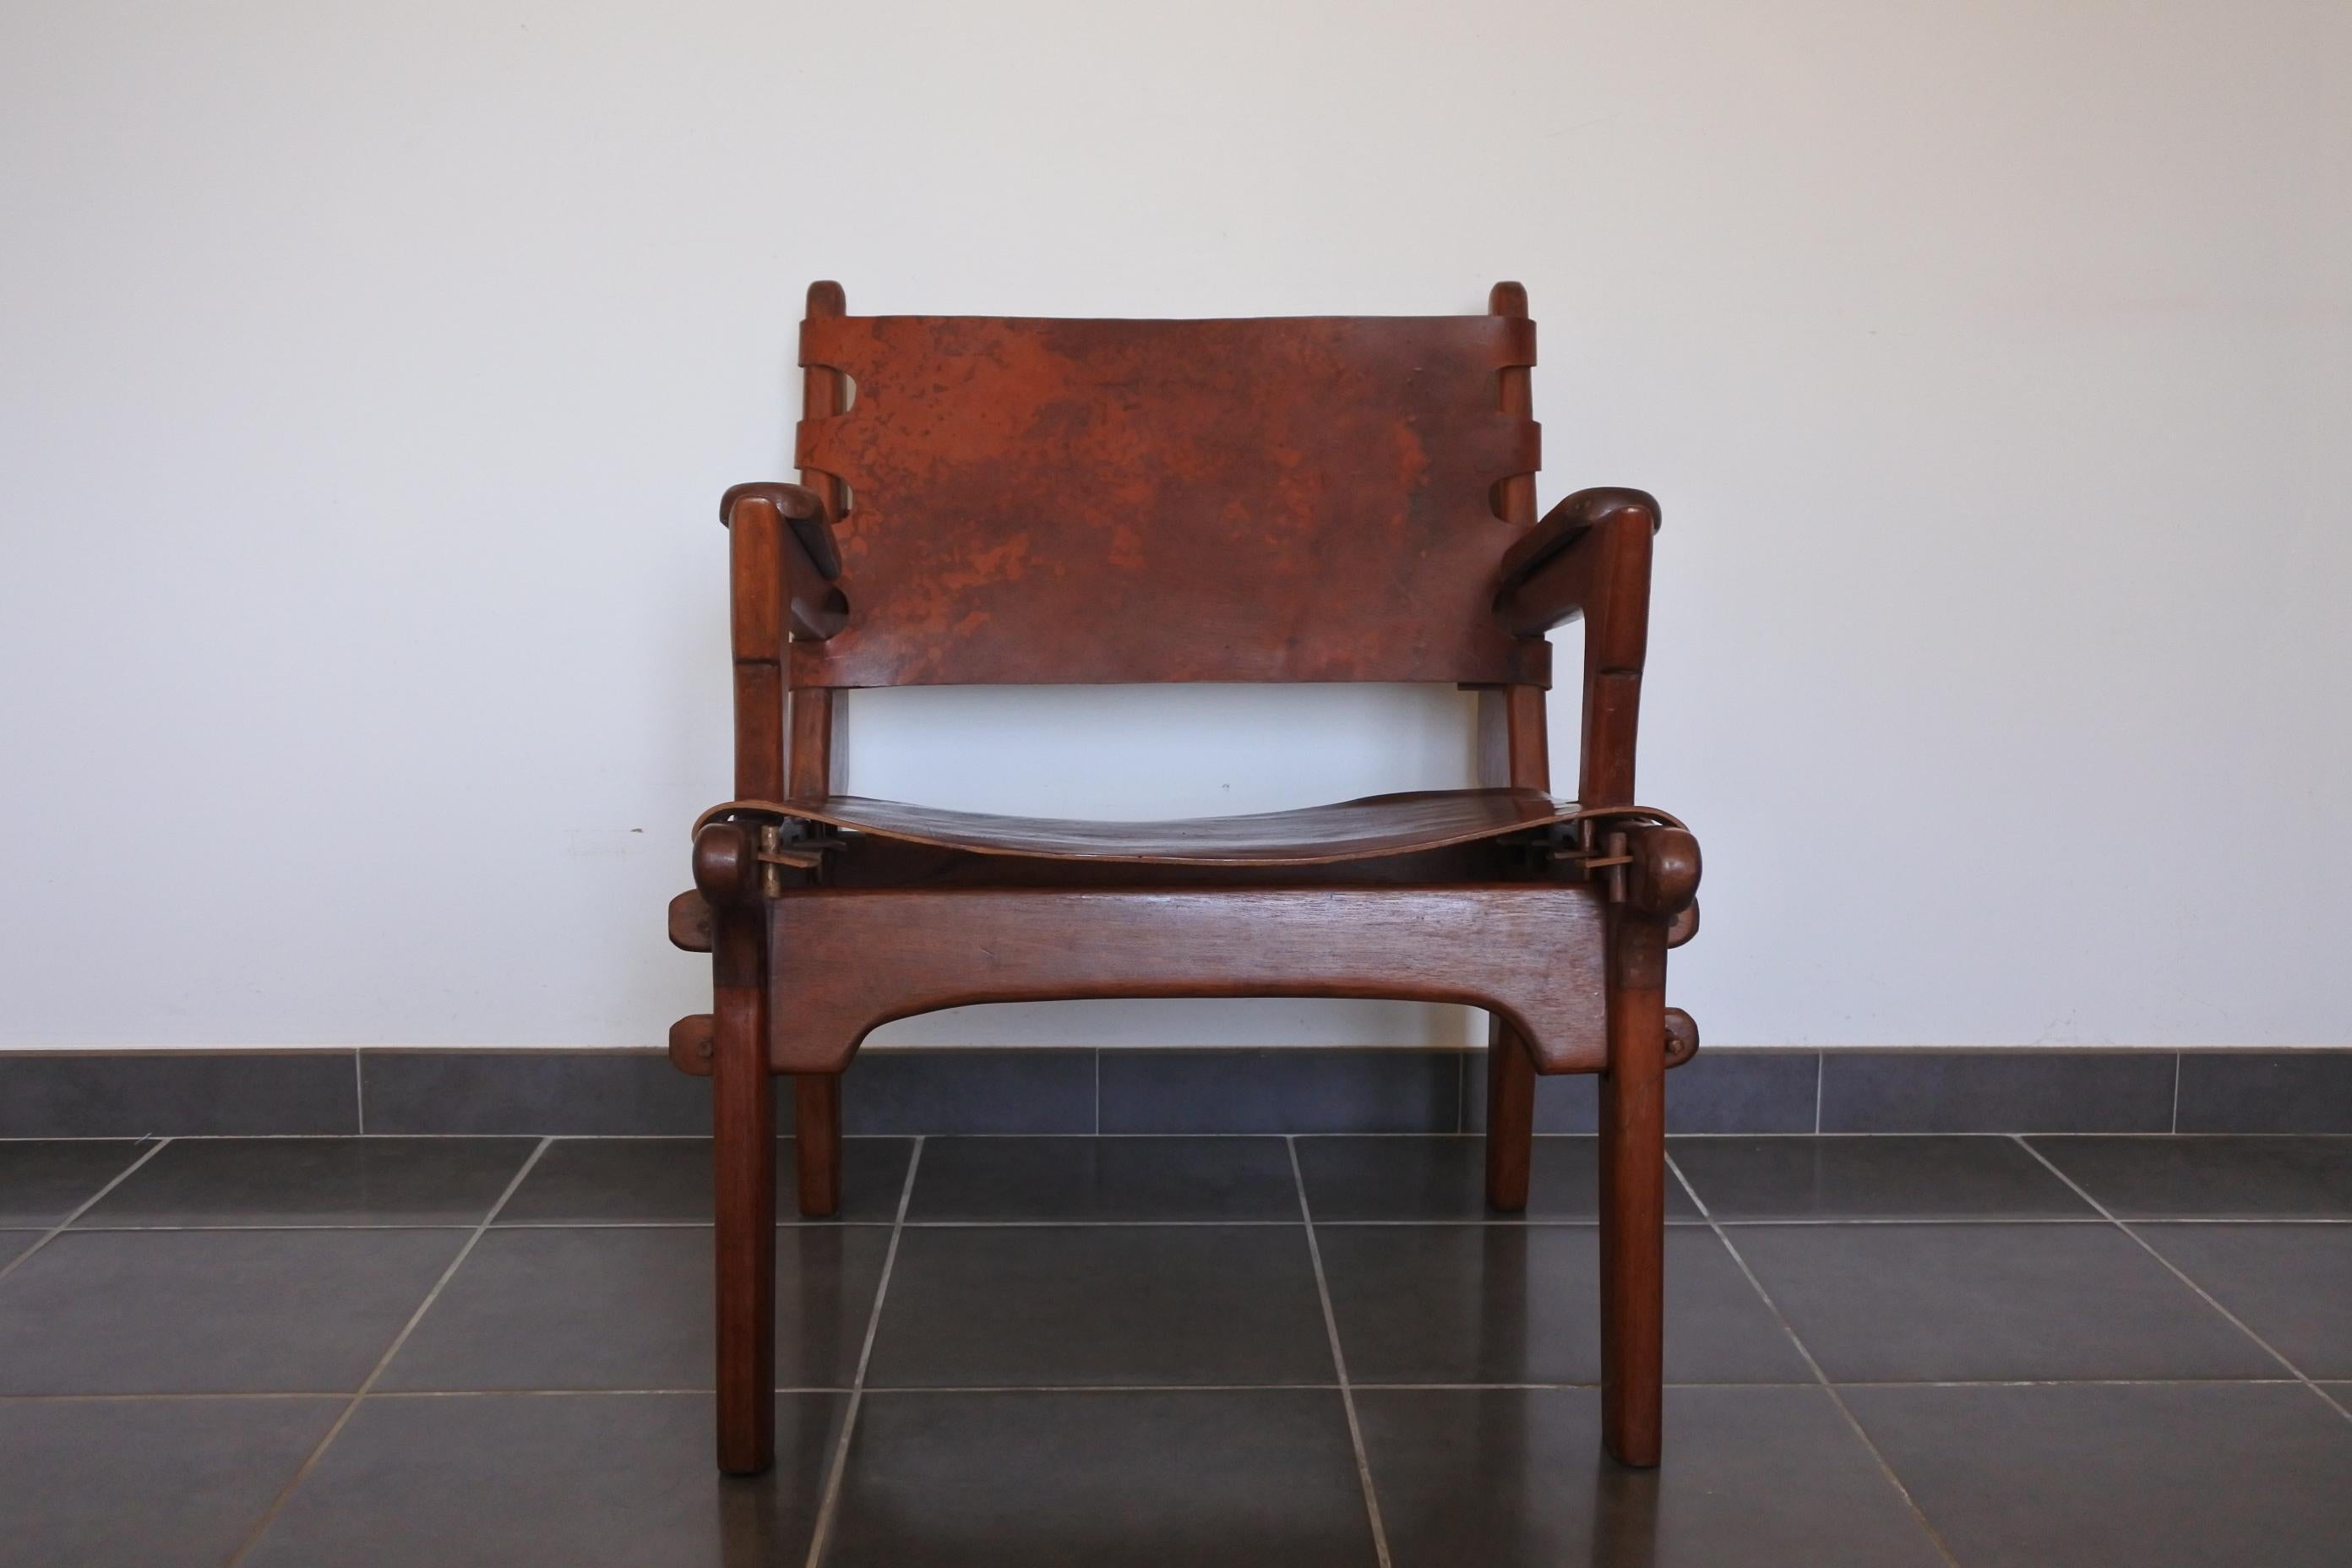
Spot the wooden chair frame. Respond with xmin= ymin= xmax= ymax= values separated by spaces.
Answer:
xmin=667 ymin=281 xmax=1700 ymax=1477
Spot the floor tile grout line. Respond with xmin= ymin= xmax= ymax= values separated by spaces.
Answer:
xmin=803 ymin=1134 xmax=925 ymax=1568
xmin=0 ymin=1136 xmax=172 ymax=1287
xmin=2007 ymin=1135 xmax=2352 ymax=1427
xmin=223 ymin=1135 xmax=555 ymax=1567
xmin=1287 ymin=1134 xmax=1393 ymax=1568
xmin=33 ymin=1128 xmax=2340 ymax=1141
xmin=353 ymin=1050 xmax=366 ymax=1137
xmin=2170 ymin=1052 xmax=2182 ymax=1135
xmin=487 ymin=1220 xmax=898 ymax=1230
xmin=62 ymin=1222 xmax=512 ymax=1234
xmin=60 ymin=1211 xmax=2342 ymax=1233
xmin=1814 ymin=1050 xmax=1826 ymax=1134
xmin=1705 ymin=1215 xmax=2110 ymax=1228
xmin=5 ymin=1373 xmax=2331 ymax=1407
xmin=1823 ymin=1375 xmax=2316 ymax=1390
xmin=1664 ymin=1151 xmax=1963 ymax=1568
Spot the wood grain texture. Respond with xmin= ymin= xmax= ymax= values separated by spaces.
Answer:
xmin=791 ymin=1074 xmax=841 ymax=1219
xmin=1484 ymin=1026 xmax=1537 ymax=1209
xmin=763 ymin=884 xmax=1610 ymax=1075
xmin=792 ymin=312 xmax=1547 ymax=689
xmin=786 ymin=689 xmax=837 ymax=802
xmin=727 ymin=498 xmax=788 ymax=802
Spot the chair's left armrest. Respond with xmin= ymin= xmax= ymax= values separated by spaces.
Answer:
xmin=1493 ymin=487 xmax=1661 ymax=803
xmin=716 ymin=482 xmax=844 ymax=801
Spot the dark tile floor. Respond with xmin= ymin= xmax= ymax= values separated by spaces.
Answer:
xmin=3 ymin=1133 xmax=2349 ymax=1566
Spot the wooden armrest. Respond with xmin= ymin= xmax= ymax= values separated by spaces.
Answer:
xmin=1492 ymin=487 xmax=1659 ymax=643
xmin=721 ymin=482 xmax=846 ymax=641
xmin=1494 ymin=487 xmax=1661 ymax=806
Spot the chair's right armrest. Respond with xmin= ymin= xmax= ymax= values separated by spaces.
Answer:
xmin=721 ymin=482 xmax=846 ymax=642
xmin=1492 ymin=487 xmax=1661 ymax=805
xmin=1491 ymin=487 xmax=1658 ymax=644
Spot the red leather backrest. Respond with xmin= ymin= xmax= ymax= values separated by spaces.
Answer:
xmin=791 ymin=308 xmax=1547 ymax=689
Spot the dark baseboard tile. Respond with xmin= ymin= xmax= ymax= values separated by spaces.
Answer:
xmin=354 ymin=1048 xmax=1097 ymax=1137
xmin=4 ymin=1046 xmax=2348 ymax=1140
xmin=1464 ymin=1048 xmax=1821 ymax=1135
xmin=1818 ymin=1049 xmax=2177 ymax=1134
xmin=839 ymin=1048 xmax=1096 ymax=1135
xmin=0 ymin=1050 xmax=359 ymax=1138
xmin=1097 ymin=1047 xmax=1463 ymax=1134
xmin=359 ymin=1049 xmax=708 ymax=1136
xmin=2176 ymin=1051 xmax=2352 ymax=1134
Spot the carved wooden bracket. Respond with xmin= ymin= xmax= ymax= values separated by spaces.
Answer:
xmin=1663 ymin=1007 xmax=1699 ymax=1069
xmin=670 ymin=1013 xmax=716 ymax=1076
xmin=668 ymin=890 xmax=714 ymax=953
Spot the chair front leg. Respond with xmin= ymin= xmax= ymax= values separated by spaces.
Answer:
xmin=711 ymin=912 xmax=775 ymax=1474
xmin=1598 ymin=904 xmax=1667 ymax=1467
xmin=700 ymin=825 xmax=776 ymax=1476
xmin=1596 ymin=823 xmax=1698 ymax=1467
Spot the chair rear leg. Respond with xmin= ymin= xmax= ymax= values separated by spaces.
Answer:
xmin=712 ymin=923 xmax=776 ymax=1476
xmin=1484 ymin=1019 xmax=1536 ymax=1211
xmin=793 ymin=1073 xmax=842 ymax=1217
xmin=1598 ymin=912 xmax=1668 ymax=1467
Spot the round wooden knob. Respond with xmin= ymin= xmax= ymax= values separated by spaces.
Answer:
xmin=692 ymin=821 xmax=760 ymax=908
xmin=1667 ymin=900 xmax=1700 ymax=950
xmin=1625 ymin=826 xmax=1701 ymax=916
xmin=1663 ymin=1008 xmax=1700 ymax=1068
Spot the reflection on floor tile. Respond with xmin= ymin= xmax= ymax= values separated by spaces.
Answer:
xmin=1301 ymin=1135 xmax=1701 ymax=1221
xmin=1358 ymin=1386 xmax=1945 ymax=1567
xmin=79 ymin=1137 xmax=536 ymax=1228
xmin=1671 ymin=1135 xmax=2092 ymax=1220
xmin=245 ymin=1392 xmax=842 ymax=1567
xmin=0 ymin=1140 xmax=147 ymax=1226
xmin=0 ymin=1396 xmax=341 ymax=1568
xmin=497 ymin=1136 xmax=915 ymax=1223
xmin=828 ymin=1390 xmax=1375 ymax=1567
xmin=868 ymin=1225 xmax=1332 ymax=1388
xmin=379 ymin=1226 xmax=889 ymax=1391
xmin=0 ymin=1228 xmax=466 ymax=1393
xmin=2030 ymin=1135 xmax=2352 ymax=1217
xmin=907 ymin=1135 xmax=1299 ymax=1222
xmin=1846 ymin=1381 xmax=2352 ymax=1568
xmin=1729 ymin=1222 xmax=2278 ymax=1382
xmin=1317 ymin=1225 xmax=1809 ymax=1386
xmin=2139 ymin=1223 xmax=2352 ymax=1377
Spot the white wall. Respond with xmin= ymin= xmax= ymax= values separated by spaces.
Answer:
xmin=3 ymin=1 xmax=2345 ymax=1051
